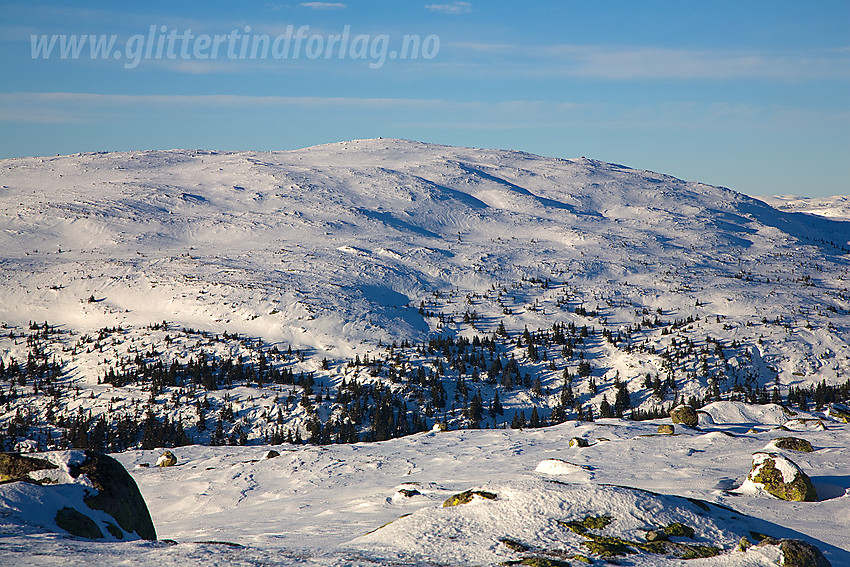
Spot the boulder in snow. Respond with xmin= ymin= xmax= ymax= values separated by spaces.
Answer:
xmin=442 ymin=489 xmax=497 ymax=507
xmin=156 ymin=450 xmax=177 ymax=467
xmin=745 ymin=452 xmax=817 ymax=502
xmin=568 ymin=437 xmax=589 ymax=448
xmin=768 ymin=437 xmax=814 ymax=453
xmin=657 ymin=424 xmax=675 ymax=435
xmin=0 ymin=453 xmax=58 ymax=483
xmin=0 ymin=450 xmax=156 ymax=541
xmin=755 ymin=537 xmax=831 ymax=567
xmin=670 ymin=405 xmax=698 ymax=428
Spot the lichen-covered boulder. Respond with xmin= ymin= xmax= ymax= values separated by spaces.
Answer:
xmin=670 ymin=405 xmax=698 ymax=427
xmin=0 ymin=453 xmax=57 ymax=483
xmin=746 ymin=452 xmax=817 ymax=502
xmin=263 ymin=449 xmax=280 ymax=459
xmin=755 ymin=537 xmax=831 ymax=567
xmin=442 ymin=489 xmax=497 ymax=507
xmin=657 ymin=424 xmax=675 ymax=435
xmin=156 ymin=450 xmax=177 ymax=467
xmin=569 ymin=437 xmax=589 ymax=448
xmin=770 ymin=437 xmax=814 ymax=453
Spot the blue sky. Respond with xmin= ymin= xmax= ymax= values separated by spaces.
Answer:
xmin=1 ymin=1 xmax=848 ymax=196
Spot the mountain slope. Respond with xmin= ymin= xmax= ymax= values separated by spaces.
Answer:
xmin=0 ymin=139 xmax=849 ymax=449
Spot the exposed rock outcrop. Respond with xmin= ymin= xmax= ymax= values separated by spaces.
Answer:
xmin=755 ymin=537 xmax=832 ymax=567
xmin=747 ymin=452 xmax=817 ymax=502
xmin=0 ymin=450 xmax=156 ymax=541
xmin=770 ymin=437 xmax=814 ymax=453
xmin=670 ymin=405 xmax=698 ymax=428
xmin=156 ymin=450 xmax=177 ymax=467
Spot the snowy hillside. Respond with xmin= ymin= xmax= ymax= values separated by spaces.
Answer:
xmin=759 ymin=195 xmax=850 ymax=221
xmin=1 ymin=402 xmax=848 ymax=566
xmin=1 ymin=139 xmax=849 ymax=450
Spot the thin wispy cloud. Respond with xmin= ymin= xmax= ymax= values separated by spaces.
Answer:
xmin=3 ymin=92 xmax=844 ymax=131
xmin=298 ymin=2 xmax=347 ymax=9
xmin=425 ymin=2 xmax=471 ymax=15
xmin=451 ymin=42 xmax=850 ymax=81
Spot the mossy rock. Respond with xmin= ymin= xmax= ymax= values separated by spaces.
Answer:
xmin=156 ymin=450 xmax=177 ymax=467
xmin=71 ymin=450 xmax=157 ymax=540
xmin=779 ymin=539 xmax=832 ymax=567
xmin=670 ymin=405 xmax=698 ymax=427
xmin=773 ymin=437 xmax=814 ymax=452
xmin=55 ymin=507 xmax=104 ymax=539
xmin=442 ymin=489 xmax=497 ymax=507
xmin=663 ymin=522 xmax=695 ymax=538
xmin=644 ymin=529 xmax=668 ymax=542
xmin=568 ymin=437 xmax=589 ymax=448
xmin=749 ymin=452 xmax=817 ymax=502
xmin=560 ymin=515 xmax=613 ymax=534
xmin=499 ymin=537 xmax=530 ymax=552
xmin=678 ymin=544 xmax=722 ymax=559
xmin=657 ymin=424 xmax=675 ymax=435
xmin=581 ymin=534 xmax=637 ymax=557
xmin=0 ymin=453 xmax=57 ymax=483
xmin=755 ymin=538 xmax=831 ymax=567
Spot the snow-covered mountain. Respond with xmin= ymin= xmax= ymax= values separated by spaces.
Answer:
xmin=759 ymin=195 xmax=850 ymax=221
xmin=1 ymin=139 xmax=849 ymax=450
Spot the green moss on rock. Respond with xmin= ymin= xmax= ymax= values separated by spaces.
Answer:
xmin=500 ymin=537 xmax=531 ymax=552
xmin=779 ymin=539 xmax=832 ymax=567
xmin=0 ymin=453 xmax=57 ymax=483
xmin=559 ymin=515 xmax=613 ymax=534
xmin=755 ymin=538 xmax=831 ymax=567
xmin=670 ymin=405 xmax=698 ymax=427
xmin=581 ymin=534 xmax=637 ymax=557
xmin=442 ymin=489 xmax=497 ymax=507
xmin=679 ymin=544 xmax=722 ymax=559
xmin=663 ymin=522 xmax=695 ymax=538
xmin=749 ymin=453 xmax=818 ymax=502
xmin=773 ymin=437 xmax=814 ymax=452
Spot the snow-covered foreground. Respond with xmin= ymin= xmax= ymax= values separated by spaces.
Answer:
xmin=1 ymin=402 xmax=848 ymax=566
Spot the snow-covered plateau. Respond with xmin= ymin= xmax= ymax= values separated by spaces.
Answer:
xmin=0 ymin=139 xmax=848 ymax=564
